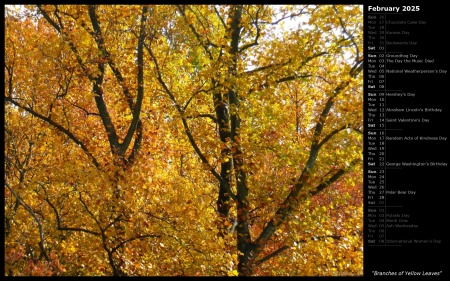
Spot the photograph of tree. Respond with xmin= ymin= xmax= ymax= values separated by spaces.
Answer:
xmin=4 ymin=5 xmax=363 ymax=276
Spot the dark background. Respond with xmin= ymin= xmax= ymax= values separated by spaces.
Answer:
xmin=363 ymin=1 xmax=448 ymax=279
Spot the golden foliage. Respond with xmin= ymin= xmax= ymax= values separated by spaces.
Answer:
xmin=5 ymin=4 xmax=363 ymax=276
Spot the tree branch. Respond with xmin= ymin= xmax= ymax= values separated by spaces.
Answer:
xmin=87 ymin=6 xmax=122 ymax=157
xmin=5 ymin=182 xmax=50 ymax=261
xmin=176 ymin=5 xmax=215 ymax=60
xmin=184 ymin=113 xmax=218 ymax=123
xmin=318 ymin=124 xmax=363 ymax=150
xmin=252 ymin=64 xmax=362 ymax=262
xmin=214 ymin=6 xmax=226 ymax=28
xmin=254 ymin=234 xmax=342 ymax=267
xmin=145 ymin=42 xmax=237 ymax=201
xmin=44 ymin=194 xmax=101 ymax=236
xmin=311 ymin=158 xmax=361 ymax=196
xmin=39 ymin=5 xmax=122 ymax=160
xmin=255 ymin=6 xmax=310 ymax=26
xmin=37 ymin=5 xmax=95 ymax=82
xmin=333 ymin=5 xmax=361 ymax=64
xmin=111 ymin=234 xmax=162 ymax=254
xmin=88 ymin=5 xmax=134 ymax=111
xmin=67 ymin=101 xmax=101 ymax=117
xmin=243 ymin=59 xmax=292 ymax=75
xmin=120 ymin=6 xmax=147 ymax=157
xmin=4 ymin=96 xmax=101 ymax=169
xmin=254 ymin=245 xmax=289 ymax=267
xmin=239 ymin=6 xmax=262 ymax=52
xmin=243 ymin=52 xmax=327 ymax=84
